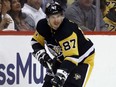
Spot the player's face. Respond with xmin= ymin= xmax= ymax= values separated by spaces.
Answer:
xmin=48 ymin=13 xmax=64 ymax=30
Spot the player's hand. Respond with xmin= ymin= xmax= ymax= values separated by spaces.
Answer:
xmin=51 ymin=69 xmax=69 ymax=87
xmin=33 ymin=49 xmax=53 ymax=68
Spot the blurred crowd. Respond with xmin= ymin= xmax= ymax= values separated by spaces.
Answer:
xmin=0 ymin=0 xmax=116 ymax=31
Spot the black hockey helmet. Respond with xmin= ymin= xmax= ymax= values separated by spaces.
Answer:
xmin=45 ymin=2 xmax=63 ymax=17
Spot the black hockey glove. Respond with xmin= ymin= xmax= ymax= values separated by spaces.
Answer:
xmin=33 ymin=49 xmax=53 ymax=68
xmin=44 ymin=58 xmax=62 ymax=83
xmin=51 ymin=69 xmax=69 ymax=87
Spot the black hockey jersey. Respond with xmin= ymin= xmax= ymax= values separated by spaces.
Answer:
xmin=31 ymin=18 xmax=95 ymax=72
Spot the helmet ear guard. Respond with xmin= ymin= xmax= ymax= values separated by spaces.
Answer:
xmin=45 ymin=2 xmax=63 ymax=17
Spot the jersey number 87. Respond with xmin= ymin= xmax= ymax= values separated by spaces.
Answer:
xmin=63 ymin=39 xmax=76 ymax=51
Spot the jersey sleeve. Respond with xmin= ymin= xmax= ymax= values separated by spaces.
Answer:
xmin=31 ymin=19 xmax=47 ymax=52
xmin=58 ymin=27 xmax=94 ymax=73
xmin=58 ymin=32 xmax=79 ymax=72
xmin=59 ymin=32 xmax=79 ymax=57
xmin=31 ymin=31 xmax=45 ymax=52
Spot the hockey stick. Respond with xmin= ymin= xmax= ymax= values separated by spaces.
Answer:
xmin=46 ymin=62 xmax=55 ymax=77
xmin=46 ymin=62 xmax=56 ymax=87
xmin=44 ymin=41 xmax=62 ymax=87
xmin=46 ymin=62 xmax=64 ymax=87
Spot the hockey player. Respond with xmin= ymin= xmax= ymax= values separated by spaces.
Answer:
xmin=31 ymin=1 xmax=95 ymax=87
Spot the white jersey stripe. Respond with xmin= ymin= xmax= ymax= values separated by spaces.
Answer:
xmin=67 ymin=45 xmax=95 ymax=63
